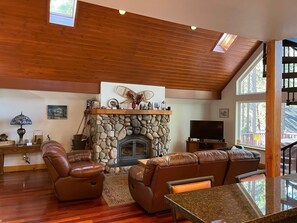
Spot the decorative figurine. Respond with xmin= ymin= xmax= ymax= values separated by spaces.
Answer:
xmin=161 ymin=101 xmax=166 ymax=110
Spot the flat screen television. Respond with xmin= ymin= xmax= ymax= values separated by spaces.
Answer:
xmin=190 ymin=120 xmax=224 ymax=141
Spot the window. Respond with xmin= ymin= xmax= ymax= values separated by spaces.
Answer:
xmin=49 ymin=0 xmax=77 ymax=27
xmin=213 ymin=33 xmax=237 ymax=53
xmin=238 ymin=102 xmax=266 ymax=147
xmin=237 ymin=58 xmax=266 ymax=95
xmin=281 ymin=104 xmax=297 ymax=139
xmin=236 ymin=48 xmax=297 ymax=149
xmin=238 ymin=102 xmax=297 ymax=148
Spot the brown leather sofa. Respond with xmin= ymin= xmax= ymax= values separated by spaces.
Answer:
xmin=128 ymin=148 xmax=260 ymax=213
xmin=223 ymin=149 xmax=261 ymax=184
xmin=194 ymin=150 xmax=229 ymax=186
xmin=41 ymin=140 xmax=105 ymax=201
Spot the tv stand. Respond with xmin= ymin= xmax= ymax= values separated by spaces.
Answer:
xmin=186 ymin=140 xmax=227 ymax=152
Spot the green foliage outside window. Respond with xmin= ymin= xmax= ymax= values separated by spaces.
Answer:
xmin=50 ymin=0 xmax=75 ymax=17
xmin=238 ymin=59 xmax=266 ymax=95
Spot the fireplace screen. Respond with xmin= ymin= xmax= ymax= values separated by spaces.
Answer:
xmin=118 ymin=135 xmax=151 ymax=166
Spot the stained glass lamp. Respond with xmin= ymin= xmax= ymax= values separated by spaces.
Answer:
xmin=10 ymin=112 xmax=32 ymax=145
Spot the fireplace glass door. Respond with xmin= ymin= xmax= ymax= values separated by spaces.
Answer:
xmin=118 ymin=135 xmax=150 ymax=166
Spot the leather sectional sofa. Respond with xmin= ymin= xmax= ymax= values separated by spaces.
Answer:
xmin=128 ymin=148 xmax=260 ymax=213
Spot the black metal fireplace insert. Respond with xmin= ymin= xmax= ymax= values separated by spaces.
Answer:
xmin=118 ymin=135 xmax=151 ymax=166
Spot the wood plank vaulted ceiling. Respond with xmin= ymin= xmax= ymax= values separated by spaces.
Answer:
xmin=0 ymin=0 xmax=261 ymax=98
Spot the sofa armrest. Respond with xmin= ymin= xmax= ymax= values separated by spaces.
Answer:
xmin=70 ymin=162 xmax=104 ymax=178
xmin=129 ymin=165 xmax=145 ymax=182
xmin=67 ymin=150 xmax=92 ymax=163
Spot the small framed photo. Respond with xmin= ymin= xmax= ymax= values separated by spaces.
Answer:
xmin=219 ymin=108 xmax=229 ymax=118
xmin=47 ymin=105 xmax=67 ymax=120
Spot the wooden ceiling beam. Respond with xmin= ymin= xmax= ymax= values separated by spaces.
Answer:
xmin=0 ymin=77 xmax=99 ymax=94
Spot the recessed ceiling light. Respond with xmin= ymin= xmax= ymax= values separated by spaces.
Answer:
xmin=191 ymin=26 xmax=197 ymax=30
xmin=119 ymin=10 xmax=126 ymax=15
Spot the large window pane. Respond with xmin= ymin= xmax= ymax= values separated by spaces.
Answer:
xmin=238 ymin=102 xmax=297 ymax=148
xmin=238 ymin=102 xmax=266 ymax=147
xmin=237 ymin=59 xmax=266 ymax=95
xmin=282 ymin=104 xmax=297 ymax=140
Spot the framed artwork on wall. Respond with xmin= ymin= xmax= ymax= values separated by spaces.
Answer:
xmin=47 ymin=105 xmax=67 ymax=120
xmin=219 ymin=108 xmax=229 ymax=118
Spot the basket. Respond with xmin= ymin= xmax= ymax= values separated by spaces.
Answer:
xmin=72 ymin=134 xmax=88 ymax=150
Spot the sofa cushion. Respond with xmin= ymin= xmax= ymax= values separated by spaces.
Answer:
xmin=194 ymin=150 xmax=229 ymax=186
xmin=224 ymin=149 xmax=261 ymax=184
xmin=194 ymin=150 xmax=228 ymax=162
xmin=67 ymin=150 xmax=92 ymax=163
xmin=143 ymin=153 xmax=198 ymax=186
xmin=227 ymin=149 xmax=255 ymax=160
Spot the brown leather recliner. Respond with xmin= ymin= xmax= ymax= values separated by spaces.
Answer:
xmin=41 ymin=140 xmax=105 ymax=201
xmin=128 ymin=152 xmax=199 ymax=213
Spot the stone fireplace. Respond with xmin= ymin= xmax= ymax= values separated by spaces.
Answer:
xmin=89 ymin=109 xmax=172 ymax=173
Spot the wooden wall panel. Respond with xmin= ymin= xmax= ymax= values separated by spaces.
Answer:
xmin=0 ymin=0 xmax=261 ymax=96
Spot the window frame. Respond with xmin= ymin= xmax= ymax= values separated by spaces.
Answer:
xmin=49 ymin=0 xmax=78 ymax=27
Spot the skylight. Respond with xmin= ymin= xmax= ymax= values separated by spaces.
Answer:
xmin=213 ymin=33 xmax=237 ymax=53
xmin=49 ymin=0 xmax=77 ymax=27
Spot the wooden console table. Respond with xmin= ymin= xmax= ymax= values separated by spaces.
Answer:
xmin=0 ymin=144 xmax=41 ymax=175
xmin=186 ymin=140 xmax=227 ymax=152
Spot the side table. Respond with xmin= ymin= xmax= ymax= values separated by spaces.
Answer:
xmin=0 ymin=144 xmax=41 ymax=175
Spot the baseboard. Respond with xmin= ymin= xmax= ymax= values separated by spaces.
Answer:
xmin=258 ymin=163 xmax=265 ymax=169
xmin=4 ymin=164 xmax=46 ymax=173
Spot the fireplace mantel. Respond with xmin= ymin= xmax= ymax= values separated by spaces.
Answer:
xmin=90 ymin=108 xmax=172 ymax=115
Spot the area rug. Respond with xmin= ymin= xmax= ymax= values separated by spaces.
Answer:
xmin=102 ymin=173 xmax=134 ymax=207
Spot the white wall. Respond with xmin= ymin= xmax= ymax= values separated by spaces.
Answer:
xmin=0 ymin=89 xmax=211 ymax=167
xmin=166 ymin=98 xmax=212 ymax=152
xmin=0 ymin=89 xmax=96 ymax=166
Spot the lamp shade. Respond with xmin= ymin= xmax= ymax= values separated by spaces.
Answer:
xmin=10 ymin=112 xmax=32 ymax=126
xmin=10 ymin=112 xmax=32 ymax=145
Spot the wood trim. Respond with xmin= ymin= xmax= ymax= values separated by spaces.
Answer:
xmin=0 ymin=77 xmax=99 ymax=94
xmin=265 ymin=41 xmax=282 ymax=177
xmin=0 ymin=144 xmax=41 ymax=155
xmin=4 ymin=164 xmax=46 ymax=173
xmin=165 ymin=88 xmax=221 ymax=100
xmin=90 ymin=108 xmax=172 ymax=115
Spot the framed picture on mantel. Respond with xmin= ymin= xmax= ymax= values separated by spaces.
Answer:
xmin=219 ymin=108 xmax=229 ymax=118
